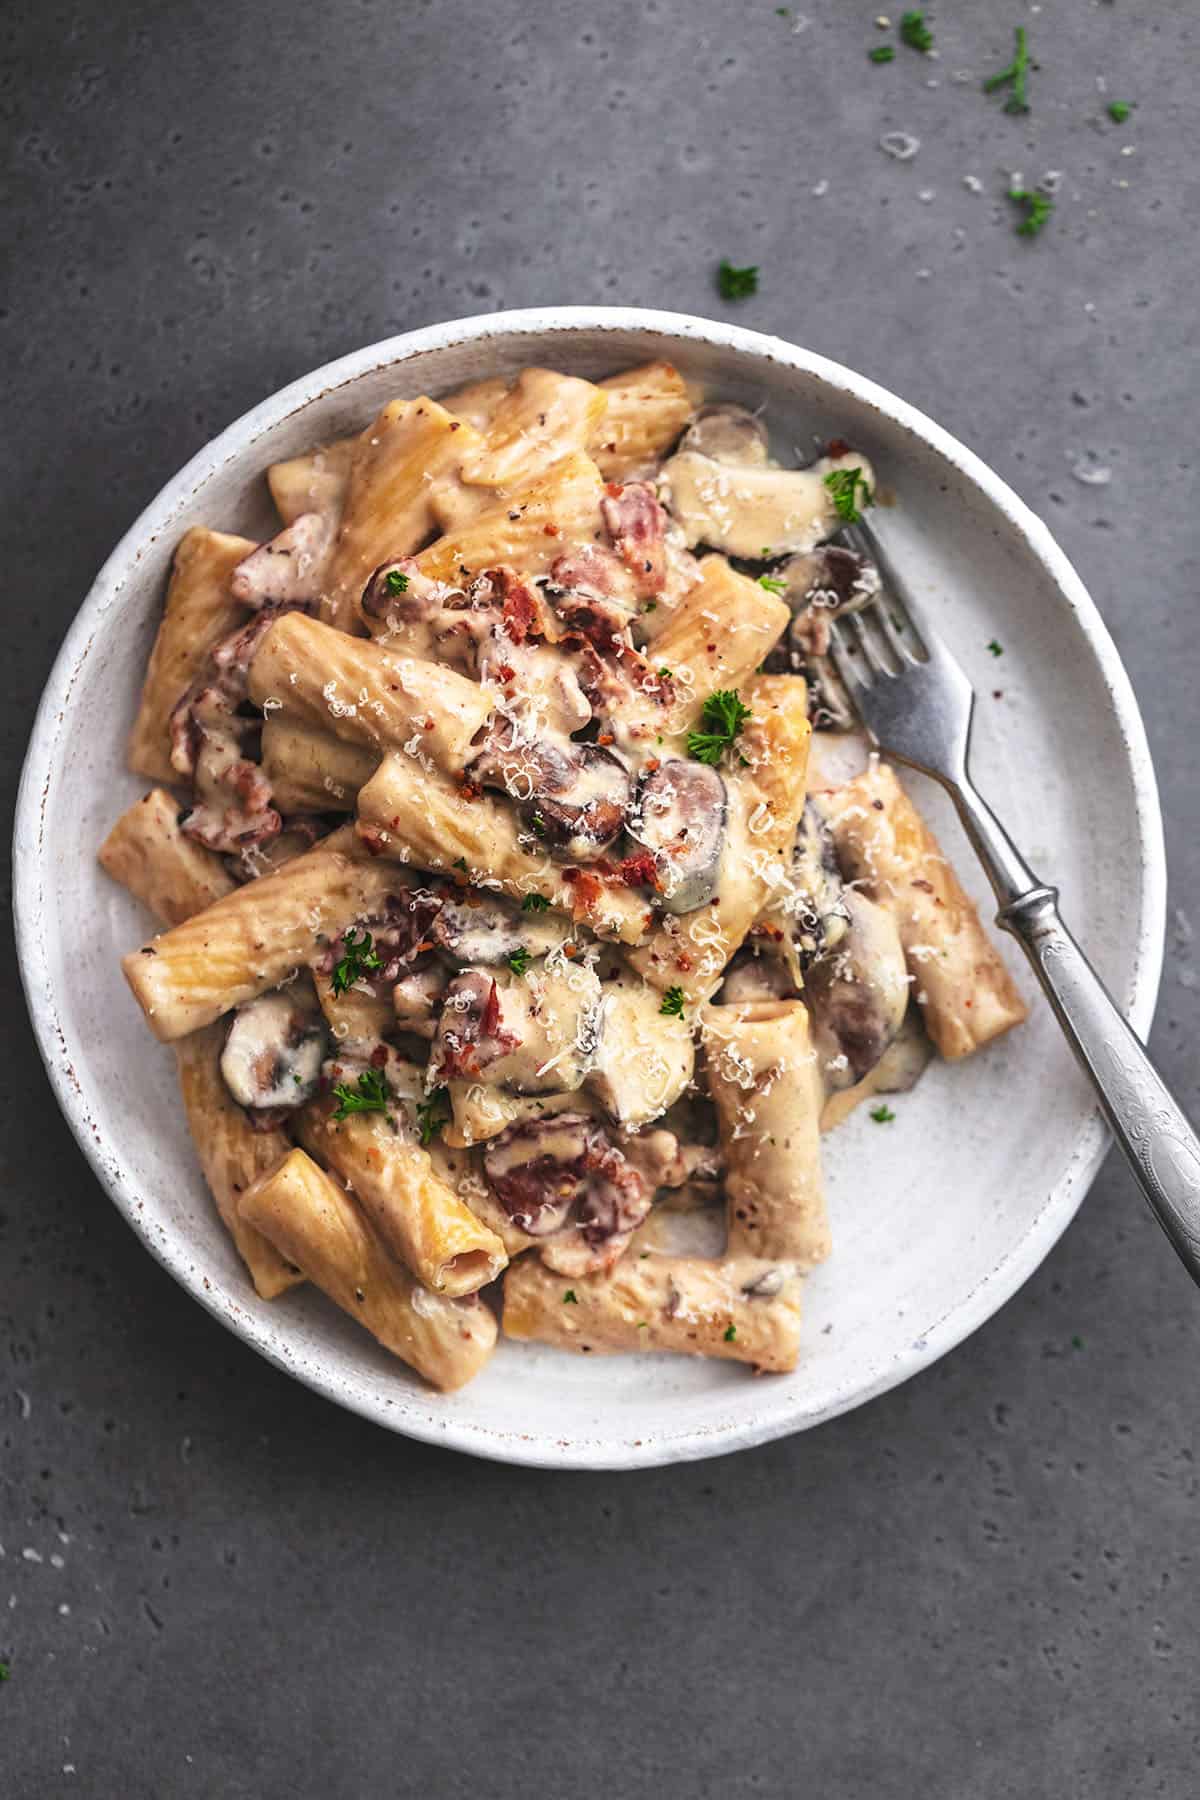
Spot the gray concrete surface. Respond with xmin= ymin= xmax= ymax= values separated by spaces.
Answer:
xmin=3 ymin=1 xmax=1199 ymax=1794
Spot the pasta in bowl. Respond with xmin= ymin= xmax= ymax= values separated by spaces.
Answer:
xmin=18 ymin=309 xmax=1162 ymax=1465
xmin=99 ymin=355 xmax=1027 ymax=1393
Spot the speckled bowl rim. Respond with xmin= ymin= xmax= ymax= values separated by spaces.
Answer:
xmin=14 ymin=306 xmax=1166 ymax=1468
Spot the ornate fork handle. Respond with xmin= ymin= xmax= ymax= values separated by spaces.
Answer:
xmin=940 ymin=768 xmax=1200 ymax=1282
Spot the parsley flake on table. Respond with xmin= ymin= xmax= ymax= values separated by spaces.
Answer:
xmin=332 ymin=1067 xmax=391 ymax=1120
xmin=824 ymin=465 xmax=873 ymax=524
xmin=1107 ymin=100 xmax=1133 ymax=124
xmin=330 ymin=927 xmax=382 ymax=997
xmin=724 ymin=1323 xmax=738 ymax=1342
xmin=508 ymin=946 xmax=531 ymax=977
xmin=385 ymin=568 xmax=410 ymax=594
xmin=659 ymin=985 xmax=686 ymax=1018
xmin=983 ymin=25 xmax=1032 ymax=114
xmin=757 ymin=573 xmax=788 ymax=594
xmin=987 ymin=638 xmax=1004 ymax=656
xmin=0 ymin=1660 xmax=9 ymax=1681
xmin=416 ymin=1085 xmax=451 ymax=1146
xmin=900 ymin=10 xmax=933 ymax=52
xmin=522 ymin=893 xmax=551 ymax=912
xmin=869 ymin=44 xmax=896 ymax=63
xmin=1008 ymin=187 xmax=1053 ymax=237
xmin=870 ymin=1103 xmax=897 ymax=1123
xmin=717 ymin=259 xmax=759 ymax=301
xmin=686 ymin=689 xmax=752 ymax=765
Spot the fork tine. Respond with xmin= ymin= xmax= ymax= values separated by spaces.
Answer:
xmin=850 ymin=518 xmax=958 ymax=674
xmin=827 ymin=618 xmax=870 ymax=695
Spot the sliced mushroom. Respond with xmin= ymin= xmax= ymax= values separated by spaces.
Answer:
xmin=471 ymin=736 xmax=632 ymax=861
xmin=678 ymin=403 xmax=770 ymax=467
xmin=631 ymin=758 xmax=726 ymax=914
xmin=660 ymin=448 xmax=875 ymax=560
xmin=431 ymin=892 xmax=571 ymax=965
xmin=805 ymin=888 xmax=909 ymax=1089
xmin=482 ymin=1112 xmax=650 ymax=1249
xmin=586 ymin=974 xmax=695 ymax=1128
xmin=230 ymin=512 xmax=330 ymax=607
xmin=433 ymin=962 xmax=602 ymax=1095
xmin=791 ymin=801 xmax=850 ymax=967
xmin=220 ymin=990 xmax=327 ymax=1114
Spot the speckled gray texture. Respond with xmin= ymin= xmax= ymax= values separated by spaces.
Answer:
xmin=3 ymin=1 xmax=1198 ymax=1794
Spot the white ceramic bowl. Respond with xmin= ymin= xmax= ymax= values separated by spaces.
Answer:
xmin=15 ymin=307 xmax=1165 ymax=1468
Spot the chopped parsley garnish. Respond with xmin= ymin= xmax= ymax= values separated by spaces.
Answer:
xmin=563 ymin=1289 xmax=579 ymax=1304
xmin=823 ymin=465 xmax=872 ymax=524
xmin=869 ymin=1103 xmax=897 ymax=1123
xmin=507 ymin=946 xmax=531 ymax=977
xmin=717 ymin=259 xmax=759 ymax=301
xmin=658 ymin=665 xmax=672 ymax=680
xmin=869 ymin=44 xmax=896 ymax=63
xmin=330 ymin=927 xmax=382 ymax=997
xmin=686 ymin=688 xmax=752 ymax=765
xmin=416 ymin=1085 xmax=450 ymax=1146
xmin=987 ymin=638 xmax=1004 ymax=656
xmin=522 ymin=893 xmax=551 ymax=912
xmin=1008 ymin=187 xmax=1053 ymax=237
xmin=723 ymin=1323 xmax=738 ymax=1342
xmin=899 ymin=10 xmax=933 ymax=52
xmin=332 ymin=1067 xmax=391 ymax=1120
xmin=385 ymin=568 xmax=410 ymax=594
xmin=642 ymin=600 xmax=657 ymax=613
xmin=659 ymin=985 xmax=686 ymax=1017
xmin=983 ymin=26 xmax=1032 ymax=114
xmin=757 ymin=573 xmax=788 ymax=595
xmin=452 ymin=856 xmax=468 ymax=872
xmin=530 ymin=810 xmax=546 ymax=837
xmin=1107 ymin=100 xmax=1132 ymax=124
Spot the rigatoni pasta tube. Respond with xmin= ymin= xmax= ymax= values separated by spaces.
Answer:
xmin=355 ymin=753 xmax=653 ymax=946
xmin=267 ymin=435 xmax=355 ymax=526
xmin=451 ymin=367 xmax=607 ymax=497
xmin=296 ymin=1103 xmax=507 ymax=1297
xmin=702 ymin=999 xmax=830 ymax=1269
xmin=128 ymin=527 xmax=254 ymax=783
xmin=411 ymin=450 xmax=607 ymax=590
xmin=247 ymin=610 xmax=493 ymax=774
xmin=122 ymin=825 xmax=407 ymax=1041
xmin=175 ymin=1024 xmax=301 ymax=1301
xmin=652 ymin=556 xmax=790 ymax=729
xmin=819 ymin=759 xmax=1027 ymax=1060
xmin=239 ymin=1150 xmax=497 ymax=1390
xmin=630 ymin=675 xmax=811 ymax=1000
xmin=503 ymin=1253 xmax=802 ymax=1372
xmin=260 ymin=718 xmax=378 ymax=813
xmin=590 ymin=361 xmax=694 ymax=481
xmin=319 ymin=396 xmax=488 ymax=630
xmin=99 ymin=788 xmax=236 ymax=925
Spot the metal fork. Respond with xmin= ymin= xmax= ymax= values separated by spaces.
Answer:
xmin=827 ymin=519 xmax=1200 ymax=1286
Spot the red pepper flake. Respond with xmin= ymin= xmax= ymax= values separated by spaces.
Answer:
xmin=423 ymin=718 xmax=436 ymax=731
xmin=542 ymin=524 xmax=560 ymax=537
xmin=872 ymin=798 xmax=885 ymax=811
xmin=604 ymin=482 xmax=624 ymax=498
xmin=706 ymin=643 xmax=717 ymax=653
xmin=369 ymin=1044 xmax=389 ymax=1068
xmin=457 ymin=778 xmax=483 ymax=801
xmin=597 ymin=732 xmax=615 ymax=747
xmin=563 ymin=941 xmax=579 ymax=958
xmin=826 ymin=437 xmax=851 ymax=458
xmin=676 ymin=952 xmax=694 ymax=972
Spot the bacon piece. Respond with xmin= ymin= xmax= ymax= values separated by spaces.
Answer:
xmin=482 ymin=1113 xmax=651 ymax=1249
xmin=431 ymin=970 xmax=521 ymax=1080
xmin=314 ymin=888 xmax=446 ymax=996
xmin=600 ymin=481 xmax=668 ymax=599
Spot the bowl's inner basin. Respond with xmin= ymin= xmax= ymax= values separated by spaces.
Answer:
xmin=30 ymin=322 xmax=1156 ymax=1462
